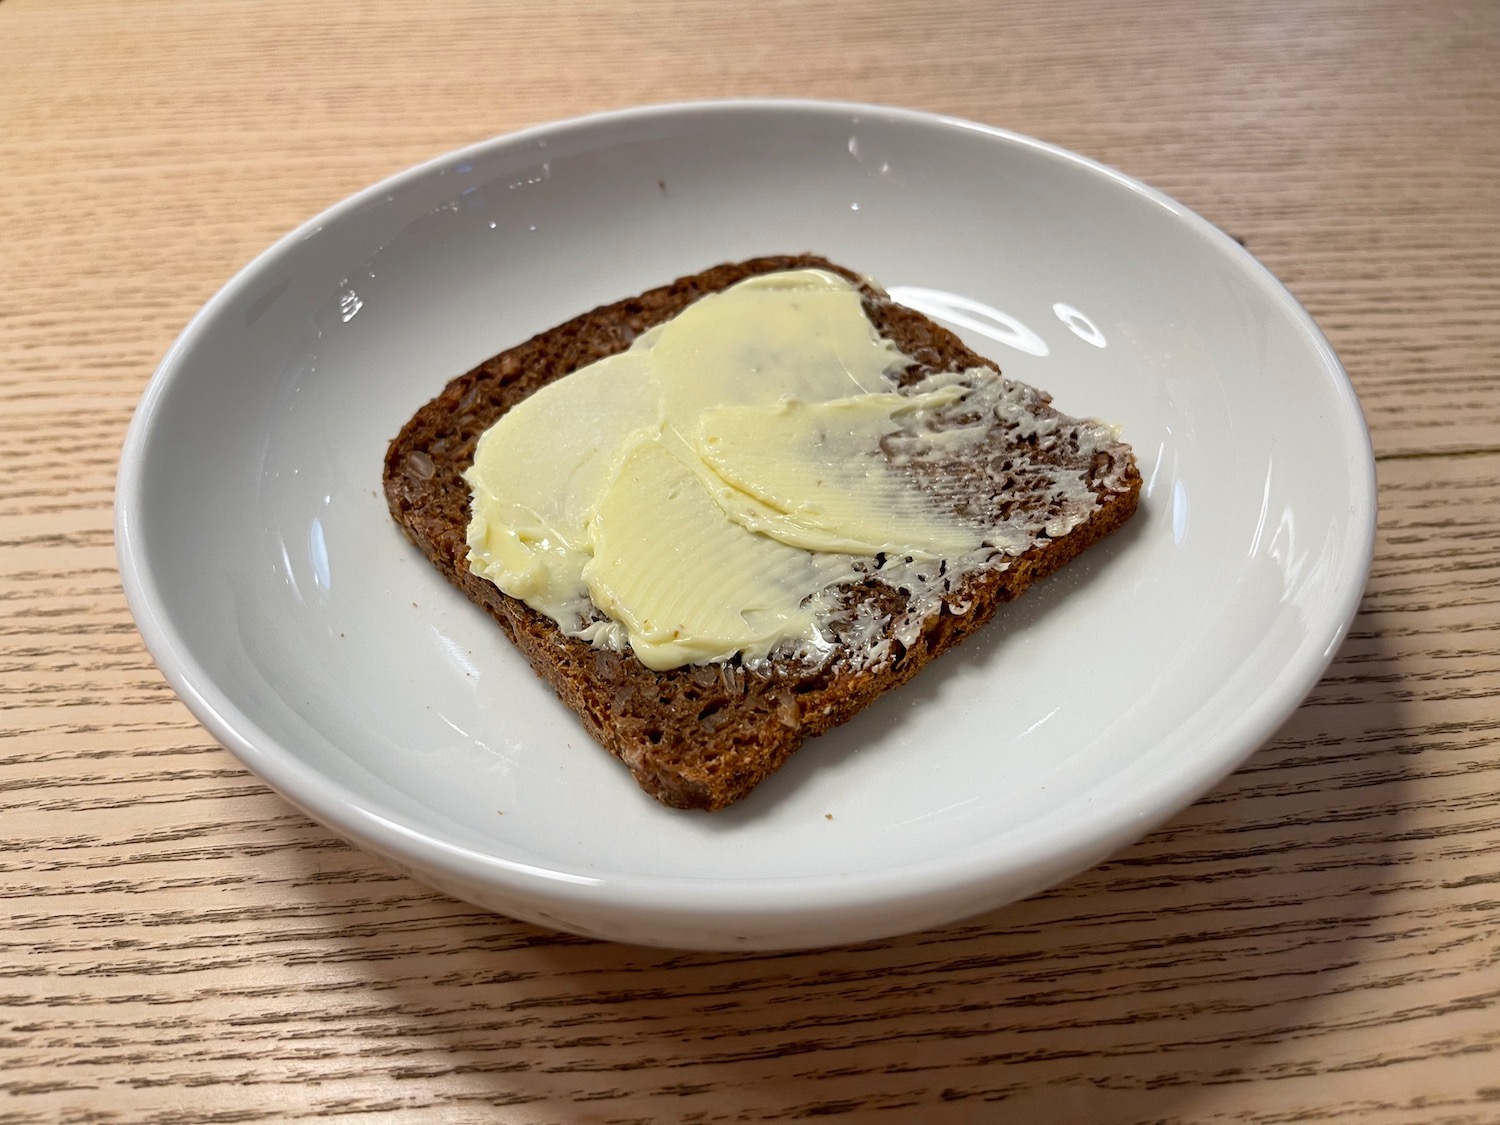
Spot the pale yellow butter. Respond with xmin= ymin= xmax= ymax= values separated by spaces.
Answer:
xmin=694 ymin=388 xmax=986 ymax=557
xmin=463 ymin=350 xmax=658 ymax=633
xmin=648 ymin=269 xmax=905 ymax=431
xmin=463 ymin=268 xmax=998 ymax=669
xmin=581 ymin=429 xmax=854 ymax=670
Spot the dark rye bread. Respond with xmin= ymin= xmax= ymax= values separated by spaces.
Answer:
xmin=385 ymin=255 xmax=1140 ymax=810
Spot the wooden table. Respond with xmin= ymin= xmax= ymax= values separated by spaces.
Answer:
xmin=4 ymin=1 xmax=1498 ymax=1121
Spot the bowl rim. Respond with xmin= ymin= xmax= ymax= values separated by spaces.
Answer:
xmin=115 ymin=97 xmax=1378 ymax=926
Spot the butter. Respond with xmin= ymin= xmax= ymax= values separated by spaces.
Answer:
xmin=581 ymin=428 xmax=853 ymax=670
xmin=464 ymin=350 xmax=658 ymax=632
xmin=649 ymin=269 xmax=906 ymax=432
xmin=694 ymin=388 xmax=987 ymax=557
xmin=464 ymin=269 xmax=1022 ymax=669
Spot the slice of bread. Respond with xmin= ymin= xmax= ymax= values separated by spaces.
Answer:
xmin=384 ymin=255 xmax=1140 ymax=810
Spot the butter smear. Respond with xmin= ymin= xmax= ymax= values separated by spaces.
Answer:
xmin=464 ymin=270 xmax=1025 ymax=670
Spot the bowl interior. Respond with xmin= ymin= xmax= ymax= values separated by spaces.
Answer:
xmin=121 ymin=103 xmax=1371 ymax=923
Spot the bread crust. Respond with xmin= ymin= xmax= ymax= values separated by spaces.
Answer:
xmin=385 ymin=255 xmax=1140 ymax=809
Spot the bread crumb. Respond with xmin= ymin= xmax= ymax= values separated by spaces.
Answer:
xmin=825 ymin=813 xmax=833 ymax=821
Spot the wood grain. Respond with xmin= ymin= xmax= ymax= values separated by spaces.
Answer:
xmin=3 ymin=0 xmax=1499 ymax=1121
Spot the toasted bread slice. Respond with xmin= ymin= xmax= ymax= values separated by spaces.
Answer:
xmin=384 ymin=255 xmax=1140 ymax=809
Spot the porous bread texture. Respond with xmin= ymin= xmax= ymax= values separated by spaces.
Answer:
xmin=384 ymin=255 xmax=1141 ymax=810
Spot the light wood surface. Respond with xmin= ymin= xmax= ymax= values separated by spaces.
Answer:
xmin=4 ymin=0 xmax=1499 ymax=1121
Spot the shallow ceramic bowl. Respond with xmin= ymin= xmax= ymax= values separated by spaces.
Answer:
xmin=116 ymin=100 xmax=1376 ymax=950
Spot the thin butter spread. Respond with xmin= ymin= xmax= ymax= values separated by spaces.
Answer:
xmin=464 ymin=269 xmax=996 ymax=671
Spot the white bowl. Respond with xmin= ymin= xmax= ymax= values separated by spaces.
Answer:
xmin=116 ymin=100 xmax=1375 ymax=950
